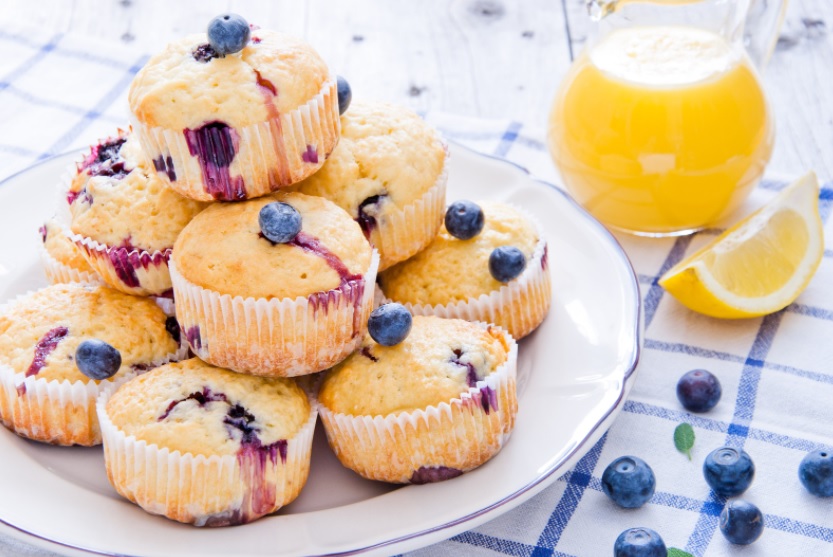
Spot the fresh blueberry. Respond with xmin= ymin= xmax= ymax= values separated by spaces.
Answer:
xmin=207 ymin=13 xmax=251 ymax=56
xmin=445 ymin=200 xmax=485 ymax=240
xmin=489 ymin=246 xmax=526 ymax=283
xmin=613 ymin=528 xmax=666 ymax=557
xmin=677 ymin=368 xmax=722 ymax=412
xmin=719 ymin=499 xmax=764 ymax=545
xmin=337 ymin=75 xmax=352 ymax=115
xmin=601 ymin=456 xmax=656 ymax=508
xmin=368 ymin=303 xmax=412 ymax=346
xmin=703 ymin=447 xmax=755 ymax=497
xmin=799 ymin=449 xmax=833 ymax=497
xmin=259 ymin=202 xmax=302 ymax=244
xmin=75 ymin=339 xmax=122 ymax=380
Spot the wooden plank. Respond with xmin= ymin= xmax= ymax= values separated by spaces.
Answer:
xmin=305 ymin=0 xmax=573 ymax=126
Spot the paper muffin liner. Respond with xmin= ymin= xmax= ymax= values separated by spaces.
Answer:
xmin=0 ymin=289 xmax=188 ymax=446
xmin=133 ymin=77 xmax=340 ymax=201
xmin=170 ymin=249 xmax=380 ymax=378
xmin=67 ymin=232 xmax=173 ymax=297
xmin=372 ymin=148 xmax=449 ymax=271
xmin=39 ymin=242 xmax=104 ymax=287
xmin=317 ymin=324 xmax=518 ymax=484
xmin=383 ymin=208 xmax=552 ymax=340
xmin=97 ymin=389 xmax=317 ymax=526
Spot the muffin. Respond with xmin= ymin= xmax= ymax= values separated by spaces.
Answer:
xmin=39 ymin=218 xmax=102 ymax=286
xmin=63 ymin=129 xmax=207 ymax=296
xmin=379 ymin=202 xmax=551 ymax=339
xmin=317 ymin=315 xmax=518 ymax=484
xmin=0 ymin=283 xmax=184 ymax=446
xmin=129 ymin=27 xmax=340 ymax=201
xmin=170 ymin=191 xmax=379 ymax=377
xmin=97 ymin=358 xmax=316 ymax=526
xmin=294 ymin=101 xmax=447 ymax=270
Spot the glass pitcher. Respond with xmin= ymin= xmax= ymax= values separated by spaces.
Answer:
xmin=547 ymin=0 xmax=787 ymax=236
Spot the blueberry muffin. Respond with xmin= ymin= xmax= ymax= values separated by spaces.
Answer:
xmin=39 ymin=218 xmax=101 ymax=286
xmin=318 ymin=315 xmax=518 ymax=484
xmin=170 ymin=191 xmax=378 ymax=377
xmin=379 ymin=202 xmax=552 ymax=339
xmin=98 ymin=358 xmax=316 ymax=526
xmin=64 ymin=129 xmax=207 ymax=296
xmin=0 ymin=283 xmax=183 ymax=445
xmin=129 ymin=19 xmax=340 ymax=201
xmin=294 ymin=101 xmax=447 ymax=270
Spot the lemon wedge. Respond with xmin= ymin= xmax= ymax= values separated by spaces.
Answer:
xmin=659 ymin=172 xmax=824 ymax=319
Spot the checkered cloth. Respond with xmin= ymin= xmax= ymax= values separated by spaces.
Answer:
xmin=1 ymin=26 xmax=832 ymax=557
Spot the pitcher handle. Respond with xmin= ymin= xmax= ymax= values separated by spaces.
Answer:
xmin=745 ymin=0 xmax=789 ymax=69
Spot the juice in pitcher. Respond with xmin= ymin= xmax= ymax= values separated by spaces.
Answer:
xmin=548 ymin=25 xmax=774 ymax=235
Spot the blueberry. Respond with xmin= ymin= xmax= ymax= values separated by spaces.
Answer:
xmin=720 ymin=499 xmax=764 ymax=545
xmin=337 ymin=76 xmax=352 ymax=115
xmin=703 ymin=447 xmax=755 ymax=497
xmin=207 ymin=13 xmax=250 ymax=56
xmin=368 ymin=303 xmax=412 ymax=346
xmin=259 ymin=202 xmax=302 ymax=244
xmin=445 ymin=200 xmax=485 ymax=240
xmin=677 ymin=368 xmax=722 ymax=412
xmin=75 ymin=339 xmax=122 ymax=380
xmin=613 ymin=528 xmax=666 ymax=557
xmin=489 ymin=246 xmax=526 ymax=283
xmin=601 ymin=456 xmax=656 ymax=508
xmin=799 ymin=449 xmax=833 ymax=497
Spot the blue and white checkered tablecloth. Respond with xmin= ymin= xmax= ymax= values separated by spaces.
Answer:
xmin=1 ymin=26 xmax=832 ymax=557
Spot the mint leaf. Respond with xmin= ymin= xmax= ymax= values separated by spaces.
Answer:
xmin=674 ymin=422 xmax=695 ymax=460
xmin=667 ymin=549 xmax=694 ymax=557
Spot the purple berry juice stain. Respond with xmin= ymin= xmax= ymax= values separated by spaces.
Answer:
xmin=157 ymin=387 xmax=229 ymax=420
xmin=410 ymin=466 xmax=463 ymax=484
xmin=451 ymin=348 xmax=479 ymax=388
xmin=165 ymin=316 xmax=181 ymax=345
xmin=27 ymin=327 xmax=69 ymax=377
xmin=185 ymin=326 xmax=202 ymax=351
xmin=360 ymin=346 xmax=378 ymax=362
xmin=301 ymin=144 xmax=318 ymax=164
xmin=152 ymin=155 xmax=177 ymax=182
xmin=356 ymin=194 xmax=388 ymax=238
xmin=192 ymin=43 xmax=220 ymax=63
xmin=289 ymin=231 xmax=366 ymax=335
xmin=78 ymin=136 xmax=129 ymax=179
xmin=184 ymin=121 xmax=246 ymax=200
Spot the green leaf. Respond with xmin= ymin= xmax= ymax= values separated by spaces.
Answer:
xmin=674 ymin=422 xmax=695 ymax=460
xmin=667 ymin=549 xmax=694 ymax=557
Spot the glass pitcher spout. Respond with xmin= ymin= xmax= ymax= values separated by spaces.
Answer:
xmin=585 ymin=0 xmax=787 ymax=68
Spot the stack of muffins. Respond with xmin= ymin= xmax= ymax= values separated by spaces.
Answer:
xmin=1 ymin=14 xmax=552 ymax=527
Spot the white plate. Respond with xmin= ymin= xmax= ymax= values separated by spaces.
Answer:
xmin=0 ymin=144 xmax=642 ymax=557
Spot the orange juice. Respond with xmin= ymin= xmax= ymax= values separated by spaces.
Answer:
xmin=548 ymin=26 xmax=773 ymax=235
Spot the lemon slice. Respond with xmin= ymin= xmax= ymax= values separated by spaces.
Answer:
xmin=659 ymin=172 xmax=824 ymax=319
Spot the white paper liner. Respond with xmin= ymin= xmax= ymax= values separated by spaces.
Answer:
xmin=39 ymin=242 xmax=103 ymax=287
xmin=133 ymin=77 xmax=340 ymax=201
xmin=97 ymin=389 xmax=317 ymax=526
xmin=317 ymin=324 xmax=518 ymax=484
xmin=170 ymin=249 xmax=380 ymax=377
xmin=382 ymin=207 xmax=552 ymax=340
xmin=66 ymin=231 xmax=172 ymax=297
xmin=372 ymin=149 xmax=449 ymax=271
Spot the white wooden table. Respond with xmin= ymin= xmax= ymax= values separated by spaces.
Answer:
xmin=2 ymin=0 xmax=831 ymax=181
xmin=0 ymin=1 xmax=831 ymax=556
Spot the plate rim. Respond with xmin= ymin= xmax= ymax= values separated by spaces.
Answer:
xmin=0 ymin=143 xmax=643 ymax=557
